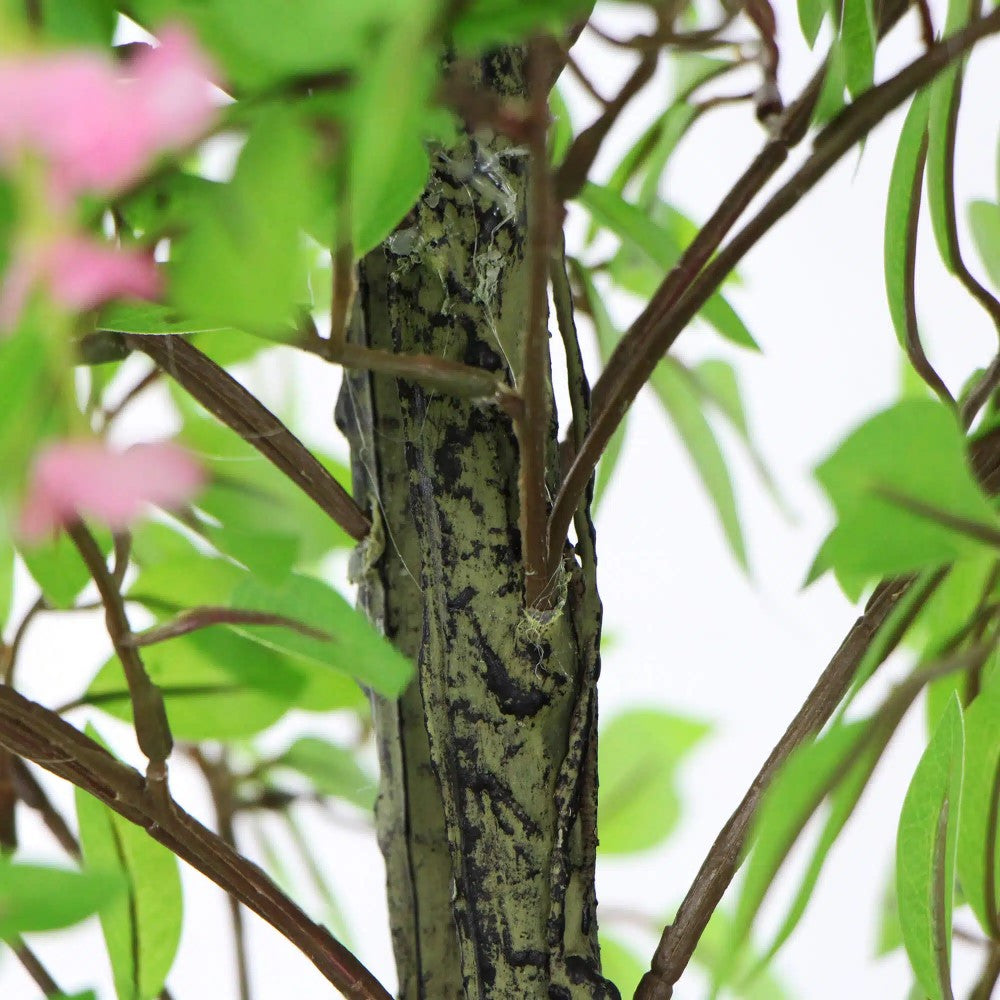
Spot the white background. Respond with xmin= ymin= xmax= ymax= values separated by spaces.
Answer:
xmin=2 ymin=2 xmax=1000 ymax=998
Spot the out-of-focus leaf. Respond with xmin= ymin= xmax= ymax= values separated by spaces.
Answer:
xmin=897 ymin=695 xmax=965 ymax=1000
xmin=20 ymin=528 xmax=112 ymax=609
xmin=231 ymin=574 xmax=412 ymax=697
xmin=956 ymin=683 xmax=1000 ymax=937
xmin=798 ymin=0 xmax=828 ymax=46
xmin=598 ymin=933 xmax=646 ymax=997
xmin=169 ymin=109 xmax=316 ymax=334
xmin=884 ymin=92 xmax=930 ymax=348
xmin=636 ymin=104 xmax=700 ymax=211
xmin=84 ymin=630 xmax=303 ymax=740
xmin=174 ymin=398 xmax=354 ymax=565
xmin=926 ymin=0 xmax=974 ymax=273
xmin=722 ymin=720 xmax=868 ymax=985
xmin=274 ymin=736 xmax=375 ymax=810
xmin=877 ymin=867 xmax=904 ymax=955
xmin=0 ymin=859 xmax=122 ymax=940
xmin=38 ymin=0 xmax=116 ymax=45
xmin=347 ymin=6 xmax=435 ymax=255
xmin=814 ymin=44 xmax=847 ymax=125
xmin=75 ymin=726 xmax=183 ymax=1000
xmin=549 ymin=86 xmax=573 ymax=167
xmin=652 ymin=359 xmax=748 ymax=570
xmin=968 ymin=200 xmax=1000 ymax=290
xmin=450 ymin=0 xmax=596 ymax=50
xmin=128 ymin=554 xmax=247 ymax=612
xmin=839 ymin=0 xmax=876 ymax=98
xmin=814 ymin=401 xmax=998 ymax=578
xmin=597 ymin=708 xmax=710 ymax=855
xmin=582 ymin=185 xmax=757 ymax=350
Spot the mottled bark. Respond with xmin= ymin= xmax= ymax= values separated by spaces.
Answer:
xmin=337 ymin=49 xmax=616 ymax=1000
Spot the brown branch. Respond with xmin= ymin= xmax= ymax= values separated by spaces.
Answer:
xmin=126 ymin=333 xmax=371 ymax=542
xmin=633 ymin=425 xmax=1000 ymax=999
xmin=13 ymin=937 xmax=64 ymax=997
xmin=0 ymin=685 xmax=392 ymax=1000
xmin=555 ymin=49 xmax=658 ymax=201
xmin=551 ymin=6 xmax=1000 ymax=559
xmin=11 ymin=757 xmax=80 ymax=858
xmin=518 ymin=42 xmax=558 ymax=609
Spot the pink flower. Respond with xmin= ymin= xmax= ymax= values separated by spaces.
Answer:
xmin=0 ymin=234 xmax=161 ymax=330
xmin=0 ymin=26 xmax=218 ymax=202
xmin=19 ymin=440 xmax=205 ymax=541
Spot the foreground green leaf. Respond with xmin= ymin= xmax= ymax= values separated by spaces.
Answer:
xmin=897 ymin=695 xmax=964 ymax=1000
xmin=75 ymin=727 xmax=183 ymax=1000
xmin=956 ymin=683 xmax=1000 ymax=937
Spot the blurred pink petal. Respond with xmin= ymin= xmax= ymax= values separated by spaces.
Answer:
xmin=46 ymin=236 xmax=161 ymax=310
xmin=19 ymin=440 xmax=205 ymax=541
xmin=0 ymin=25 xmax=218 ymax=199
xmin=0 ymin=235 xmax=160 ymax=330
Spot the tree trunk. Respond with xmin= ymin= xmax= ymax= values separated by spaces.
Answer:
xmin=336 ymin=48 xmax=617 ymax=1000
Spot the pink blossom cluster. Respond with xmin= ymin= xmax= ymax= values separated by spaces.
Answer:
xmin=0 ymin=27 xmax=218 ymax=326
xmin=1 ymin=28 xmax=217 ymax=538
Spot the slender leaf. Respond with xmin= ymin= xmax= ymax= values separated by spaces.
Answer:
xmin=798 ymin=0 xmax=828 ymax=46
xmin=75 ymin=727 xmax=183 ymax=1000
xmin=927 ymin=0 xmax=974 ymax=272
xmin=896 ymin=696 xmax=965 ymax=1000
xmin=884 ymin=92 xmax=930 ymax=348
xmin=956 ymin=683 xmax=1000 ymax=937
xmin=20 ymin=529 xmax=112 ymax=609
xmin=450 ymin=0 xmax=596 ymax=50
xmin=840 ymin=0 xmax=876 ymax=98
xmin=651 ymin=359 xmax=749 ymax=569
xmin=597 ymin=708 xmax=710 ymax=855
xmin=968 ymin=199 xmax=1000 ymax=290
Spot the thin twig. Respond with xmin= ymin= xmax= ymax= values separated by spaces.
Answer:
xmin=68 ymin=522 xmax=173 ymax=774
xmin=124 ymin=606 xmax=333 ymax=648
xmin=189 ymin=748 xmax=252 ymax=1000
xmin=13 ymin=937 xmax=64 ymax=997
xmin=518 ymin=42 xmax=557 ymax=608
xmin=551 ymin=7 xmax=1000 ymax=560
xmin=0 ymin=685 xmax=392 ymax=1000
xmin=99 ymin=366 xmax=162 ymax=429
xmin=127 ymin=334 xmax=371 ymax=542
xmin=11 ymin=757 xmax=80 ymax=858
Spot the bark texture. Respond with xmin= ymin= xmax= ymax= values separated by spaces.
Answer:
xmin=336 ymin=49 xmax=616 ymax=1000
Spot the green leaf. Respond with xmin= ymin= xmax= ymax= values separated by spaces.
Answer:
xmin=38 ymin=0 xmax=117 ymax=45
xmin=839 ymin=0 xmax=876 ymax=98
xmin=19 ymin=529 xmax=112 ymax=609
xmin=450 ymin=0 xmax=596 ymax=50
xmin=651 ymin=359 xmax=749 ymax=570
xmin=815 ymin=400 xmax=998 ymax=578
xmin=169 ymin=109 xmax=316 ymax=333
xmin=549 ymin=86 xmax=574 ymax=167
xmin=968 ymin=199 xmax=1000 ymax=290
xmin=347 ymin=6 xmax=436 ymax=255
xmin=814 ymin=44 xmax=848 ymax=125
xmin=956 ymin=683 xmax=1000 ymax=937
xmin=636 ymin=103 xmax=700 ymax=211
xmin=75 ymin=726 xmax=183 ymax=1000
xmin=926 ymin=0 xmax=974 ymax=272
xmin=597 ymin=708 xmax=710 ymax=855
xmin=0 ymin=860 xmax=123 ymax=940
xmin=174 ymin=399 xmax=354 ymax=565
xmin=274 ymin=736 xmax=375 ymax=810
xmin=884 ymin=92 xmax=930 ymax=349
xmin=897 ymin=695 xmax=965 ymax=1000
xmin=798 ymin=0 xmax=828 ymax=46
xmin=84 ymin=630 xmax=303 ymax=740
xmin=97 ymin=301 xmax=236 ymax=338
xmin=231 ymin=574 xmax=413 ymax=697
xmin=598 ymin=933 xmax=647 ymax=997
